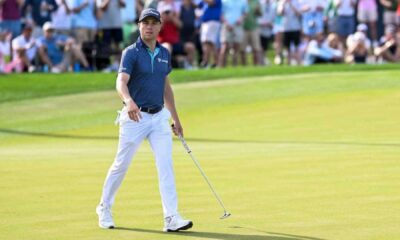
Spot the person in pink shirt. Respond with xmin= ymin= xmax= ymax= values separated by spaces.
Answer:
xmin=357 ymin=0 xmax=378 ymax=47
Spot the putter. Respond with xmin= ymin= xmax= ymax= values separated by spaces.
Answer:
xmin=173 ymin=127 xmax=231 ymax=219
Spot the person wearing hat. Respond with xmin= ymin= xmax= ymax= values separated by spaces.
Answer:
xmin=96 ymin=8 xmax=193 ymax=232
xmin=37 ymin=21 xmax=89 ymax=72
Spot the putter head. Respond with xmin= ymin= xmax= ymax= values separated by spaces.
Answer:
xmin=220 ymin=212 xmax=231 ymax=219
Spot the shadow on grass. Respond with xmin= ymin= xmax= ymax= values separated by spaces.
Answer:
xmin=114 ymin=226 xmax=327 ymax=240
xmin=1 ymin=128 xmax=400 ymax=148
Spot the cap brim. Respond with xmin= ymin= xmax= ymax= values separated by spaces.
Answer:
xmin=138 ymin=15 xmax=161 ymax=23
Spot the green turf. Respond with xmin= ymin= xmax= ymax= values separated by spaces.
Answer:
xmin=1 ymin=63 xmax=399 ymax=103
xmin=1 ymin=70 xmax=400 ymax=239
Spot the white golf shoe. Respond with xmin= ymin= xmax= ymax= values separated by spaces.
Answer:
xmin=96 ymin=204 xmax=115 ymax=229
xmin=163 ymin=214 xmax=193 ymax=232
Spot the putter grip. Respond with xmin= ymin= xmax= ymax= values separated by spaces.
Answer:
xmin=171 ymin=124 xmax=192 ymax=153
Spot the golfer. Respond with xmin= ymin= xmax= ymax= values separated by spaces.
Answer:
xmin=96 ymin=8 xmax=193 ymax=232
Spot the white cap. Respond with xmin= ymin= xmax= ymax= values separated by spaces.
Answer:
xmin=353 ymin=32 xmax=366 ymax=42
xmin=42 ymin=22 xmax=54 ymax=31
xmin=357 ymin=23 xmax=368 ymax=32
xmin=159 ymin=4 xmax=172 ymax=13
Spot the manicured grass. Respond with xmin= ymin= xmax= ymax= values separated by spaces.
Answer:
xmin=1 ymin=63 xmax=399 ymax=103
xmin=0 ymin=69 xmax=399 ymax=239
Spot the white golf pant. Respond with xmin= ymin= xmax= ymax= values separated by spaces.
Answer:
xmin=100 ymin=107 xmax=178 ymax=218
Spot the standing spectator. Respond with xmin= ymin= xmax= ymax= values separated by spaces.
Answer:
xmin=273 ymin=0 xmax=284 ymax=64
xmin=96 ymin=0 xmax=125 ymax=71
xmin=333 ymin=0 xmax=356 ymax=44
xmin=380 ymin=0 xmax=399 ymax=28
xmin=277 ymin=0 xmax=302 ymax=65
xmin=218 ymin=0 xmax=248 ymax=67
xmin=12 ymin=23 xmax=38 ymax=71
xmin=375 ymin=24 xmax=400 ymax=62
xmin=299 ymin=0 xmax=327 ymax=38
xmin=157 ymin=3 xmax=195 ymax=69
xmin=198 ymin=0 xmax=222 ymax=68
xmin=357 ymin=0 xmax=378 ymax=47
xmin=258 ymin=0 xmax=276 ymax=65
xmin=37 ymin=22 xmax=89 ymax=72
xmin=180 ymin=0 xmax=197 ymax=67
xmin=70 ymin=0 xmax=97 ymax=46
xmin=397 ymin=1 xmax=400 ymax=25
xmin=241 ymin=0 xmax=262 ymax=65
xmin=0 ymin=0 xmax=24 ymax=38
xmin=22 ymin=0 xmax=58 ymax=37
xmin=121 ymin=0 xmax=142 ymax=46
xmin=144 ymin=0 xmax=160 ymax=9
xmin=52 ymin=0 xmax=72 ymax=36
xmin=324 ymin=0 xmax=338 ymax=33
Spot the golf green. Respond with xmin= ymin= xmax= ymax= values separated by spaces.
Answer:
xmin=0 ymin=70 xmax=399 ymax=240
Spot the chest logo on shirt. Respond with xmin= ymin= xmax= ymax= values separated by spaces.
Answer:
xmin=157 ymin=58 xmax=168 ymax=64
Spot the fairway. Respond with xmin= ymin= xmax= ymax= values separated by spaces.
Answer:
xmin=1 ymin=69 xmax=400 ymax=240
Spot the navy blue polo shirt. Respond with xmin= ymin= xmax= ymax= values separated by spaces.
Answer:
xmin=118 ymin=37 xmax=172 ymax=109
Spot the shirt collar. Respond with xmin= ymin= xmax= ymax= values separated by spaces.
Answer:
xmin=136 ymin=37 xmax=161 ymax=50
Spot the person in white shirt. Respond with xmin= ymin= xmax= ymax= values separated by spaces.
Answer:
xmin=12 ymin=23 xmax=38 ymax=70
xmin=304 ymin=32 xmax=343 ymax=65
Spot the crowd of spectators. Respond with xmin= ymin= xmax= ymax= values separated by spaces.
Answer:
xmin=0 ymin=0 xmax=400 ymax=73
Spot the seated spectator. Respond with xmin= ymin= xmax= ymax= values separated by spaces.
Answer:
xmin=345 ymin=32 xmax=369 ymax=63
xmin=12 ymin=23 xmax=38 ymax=71
xmin=304 ymin=32 xmax=343 ymax=65
xmin=37 ymin=22 xmax=89 ymax=72
xmin=0 ymin=29 xmax=12 ymax=72
xmin=375 ymin=24 xmax=400 ymax=62
xmin=348 ymin=23 xmax=372 ymax=49
xmin=4 ymin=41 xmax=30 ymax=73
xmin=326 ymin=32 xmax=345 ymax=56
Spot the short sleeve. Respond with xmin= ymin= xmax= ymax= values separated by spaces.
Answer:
xmin=118 ymin=48 xmax=136 ymax=76
xmin=167 ymin=50 xmax=172 ymax=75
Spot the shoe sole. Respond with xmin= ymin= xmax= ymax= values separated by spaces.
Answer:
xmin=164 ymin=221 xmax=193 ymax=232
xmin=99 ymin=223 xmax=115 ymax=229
xmin=96 ymin=208 xmax=115 ymax=229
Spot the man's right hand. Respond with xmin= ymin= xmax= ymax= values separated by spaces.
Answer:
xmin=125 ymin=99 xmax=142 ymax=122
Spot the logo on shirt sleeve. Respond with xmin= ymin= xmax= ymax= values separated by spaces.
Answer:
xmin=157 ymin=58 xmax=168 ymax=64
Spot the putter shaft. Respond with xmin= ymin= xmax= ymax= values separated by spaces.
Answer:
xmin=178 ymin=135 xmax=231 ymax=218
